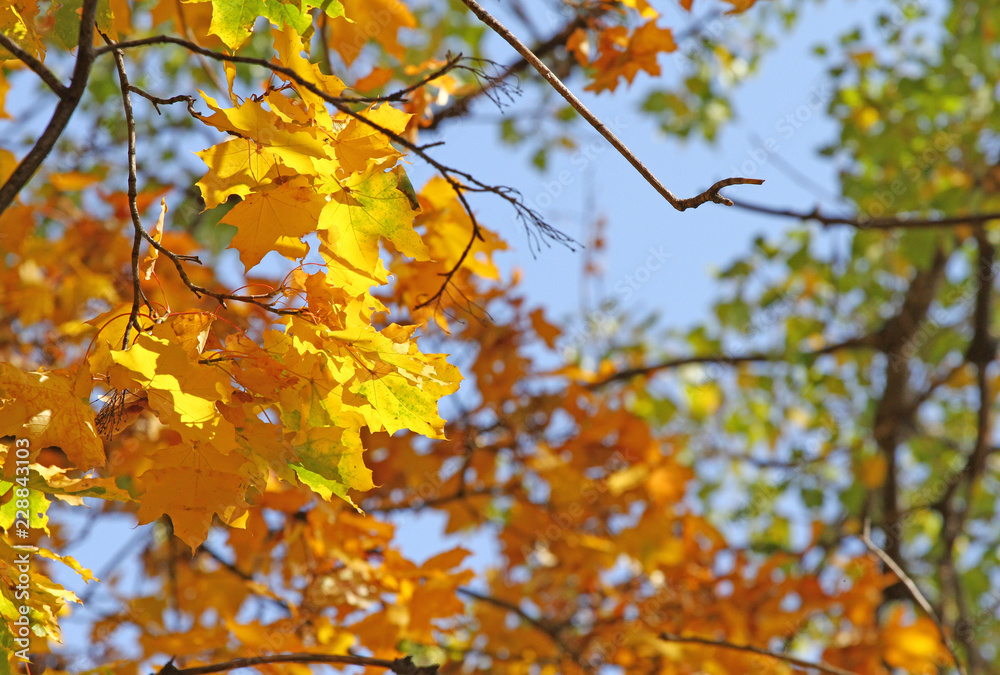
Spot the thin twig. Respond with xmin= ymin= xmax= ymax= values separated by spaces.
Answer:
xmin=659 ymin=633 xmax=859 ymax=675
xmin=100 ymin=31 xmax=146 ymax=348
xmin=454 ymin=0 xmax=764 ymax=210
xmin=0 ymin=0 xmax=100 ymax=216
xmin=127 ymin=85 xmax=197 ymax=114
xmin=0 ymin=33 xmax=67 ymax=95
xmin=935 ymin=231 xmax=996 ymax=673
xmin=171 ymin=0 xmax=225 ymax=95
xmin=425 ymin=13 xmax=594 ymax=130
xmin=318 ymin=8 xmax=334 ymax=75
xmin=733 ymin=199 xmax=1000 ymax=230
xmin=95 ymin=35 xmax=473 ymax=106
xmin=861 ymin=520 xmax=966 ymax=675
xmin=196 ymin=545 xmax=291 ymax=614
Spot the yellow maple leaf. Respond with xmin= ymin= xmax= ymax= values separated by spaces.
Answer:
xmin=0 ymin=365 xmax=104 ymax=468
xmin=318 ymin=167 xmax=429 ymax=293
xmin=135 ymin=440 xmax=261 ymax=550
xmin=109 ymin=334 xmax=234 ymax=445
xmin=195 ymin=137 xmax=281 ymax=209
xmin=271 ymin=24 xmax=346 ymax=111
xmin=221 ymin=182 xmax=327 ymax=271
xmin=338 ymin=327 xmax=462 ymax=438
xmin=330 ymin=105 xmax=411 ymax=176
xmin=194 ymin=91 xmax=333 ymax=180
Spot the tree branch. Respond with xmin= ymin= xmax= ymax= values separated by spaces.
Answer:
xmin=733 ymin=199 xmax=1000 ymax=230
xmin=154 ymin=653 xmax=438 ymax=675
xmin=658 ymin=633 xmax=859 ymax=675
xmin=100 ymin=31 xmax=146 ymax=348
xmin=454 ymin=0 xmax=763 ymax=211
xmin=366 ymin=484 xmax=510 ymax=513
xmin=587 ymin=335 xmax=872 ymax=389
xmin=0 ymin=33 xmax=67 ymax=95
xmin=459 ymin=587 xmax=592 ymax=673
xmin=100 ymin=36 xmax=298 ymax=323
xmin=0 ymin=0 xmax=99 ymax=216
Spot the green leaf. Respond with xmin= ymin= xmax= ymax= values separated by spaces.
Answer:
xmin=208 ymin=0 xmax=266 ymax=49
xmin=302 ymin=0 xmax=345 ymax=19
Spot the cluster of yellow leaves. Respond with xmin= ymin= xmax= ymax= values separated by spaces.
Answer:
xmin=1 ymin=22 xmax=466 ymax=558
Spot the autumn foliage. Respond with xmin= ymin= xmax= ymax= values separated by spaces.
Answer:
xmin=1 ymin=1 xmax=998 ymax=674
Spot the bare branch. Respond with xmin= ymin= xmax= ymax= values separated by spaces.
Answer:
xmin=588 ymin=336 xmax=872 ymax=389
xmin=100 ymin=31 xmax=146 ymax=348
xmin=154 ymin=653 xmax=438 ymax=675
xmin=733 ymin=199 xmax=1000 ymax=230
xmin=366 ymin=484 xmax=510 ymax=514
xmin=127 ymin=85 xmax=197 ymax=114
xmin=458 ymin=587 xmax=593 ymax=673
xmin=659 ymin=633 xmax=860 ymax=675
xmin=454 ymin=0 xmax=764 ymax=211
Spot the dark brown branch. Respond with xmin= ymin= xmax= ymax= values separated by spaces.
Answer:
xmin=97 ymin=36 xmax=471 ymax=107
xmin=935 ymin=233 xmax=996 ymax=674
xmin=964 ymin=230 xmax=997 ymax=482
xmin=0 ymin=33 xmax=67 ymax=95
xmin=871 ymin=249 xmax=948 ymax=576
xmin=350 ymin=52 xmax=498 ymax=105
xmin=146 ymin=238 xmax=297 ymax=314
xmin=454 ymin=0 xmax=764 ymax=211
xmin=659 ymin=633 xmax=859 ymax=675
xmin=0 ymin=0 xmax=99 ymax=216
xmin=318 ymin=9 xmax=334 ymax=76
xmin=196 ymin=545 xmax=291 ymax=614
xmin=154 ymin=653 xmax=438 ymax=675
xmin=733 ymin=199 xmax=1000 ymax=230
xmin=94 ymin=59 xmax=300 ymax=317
